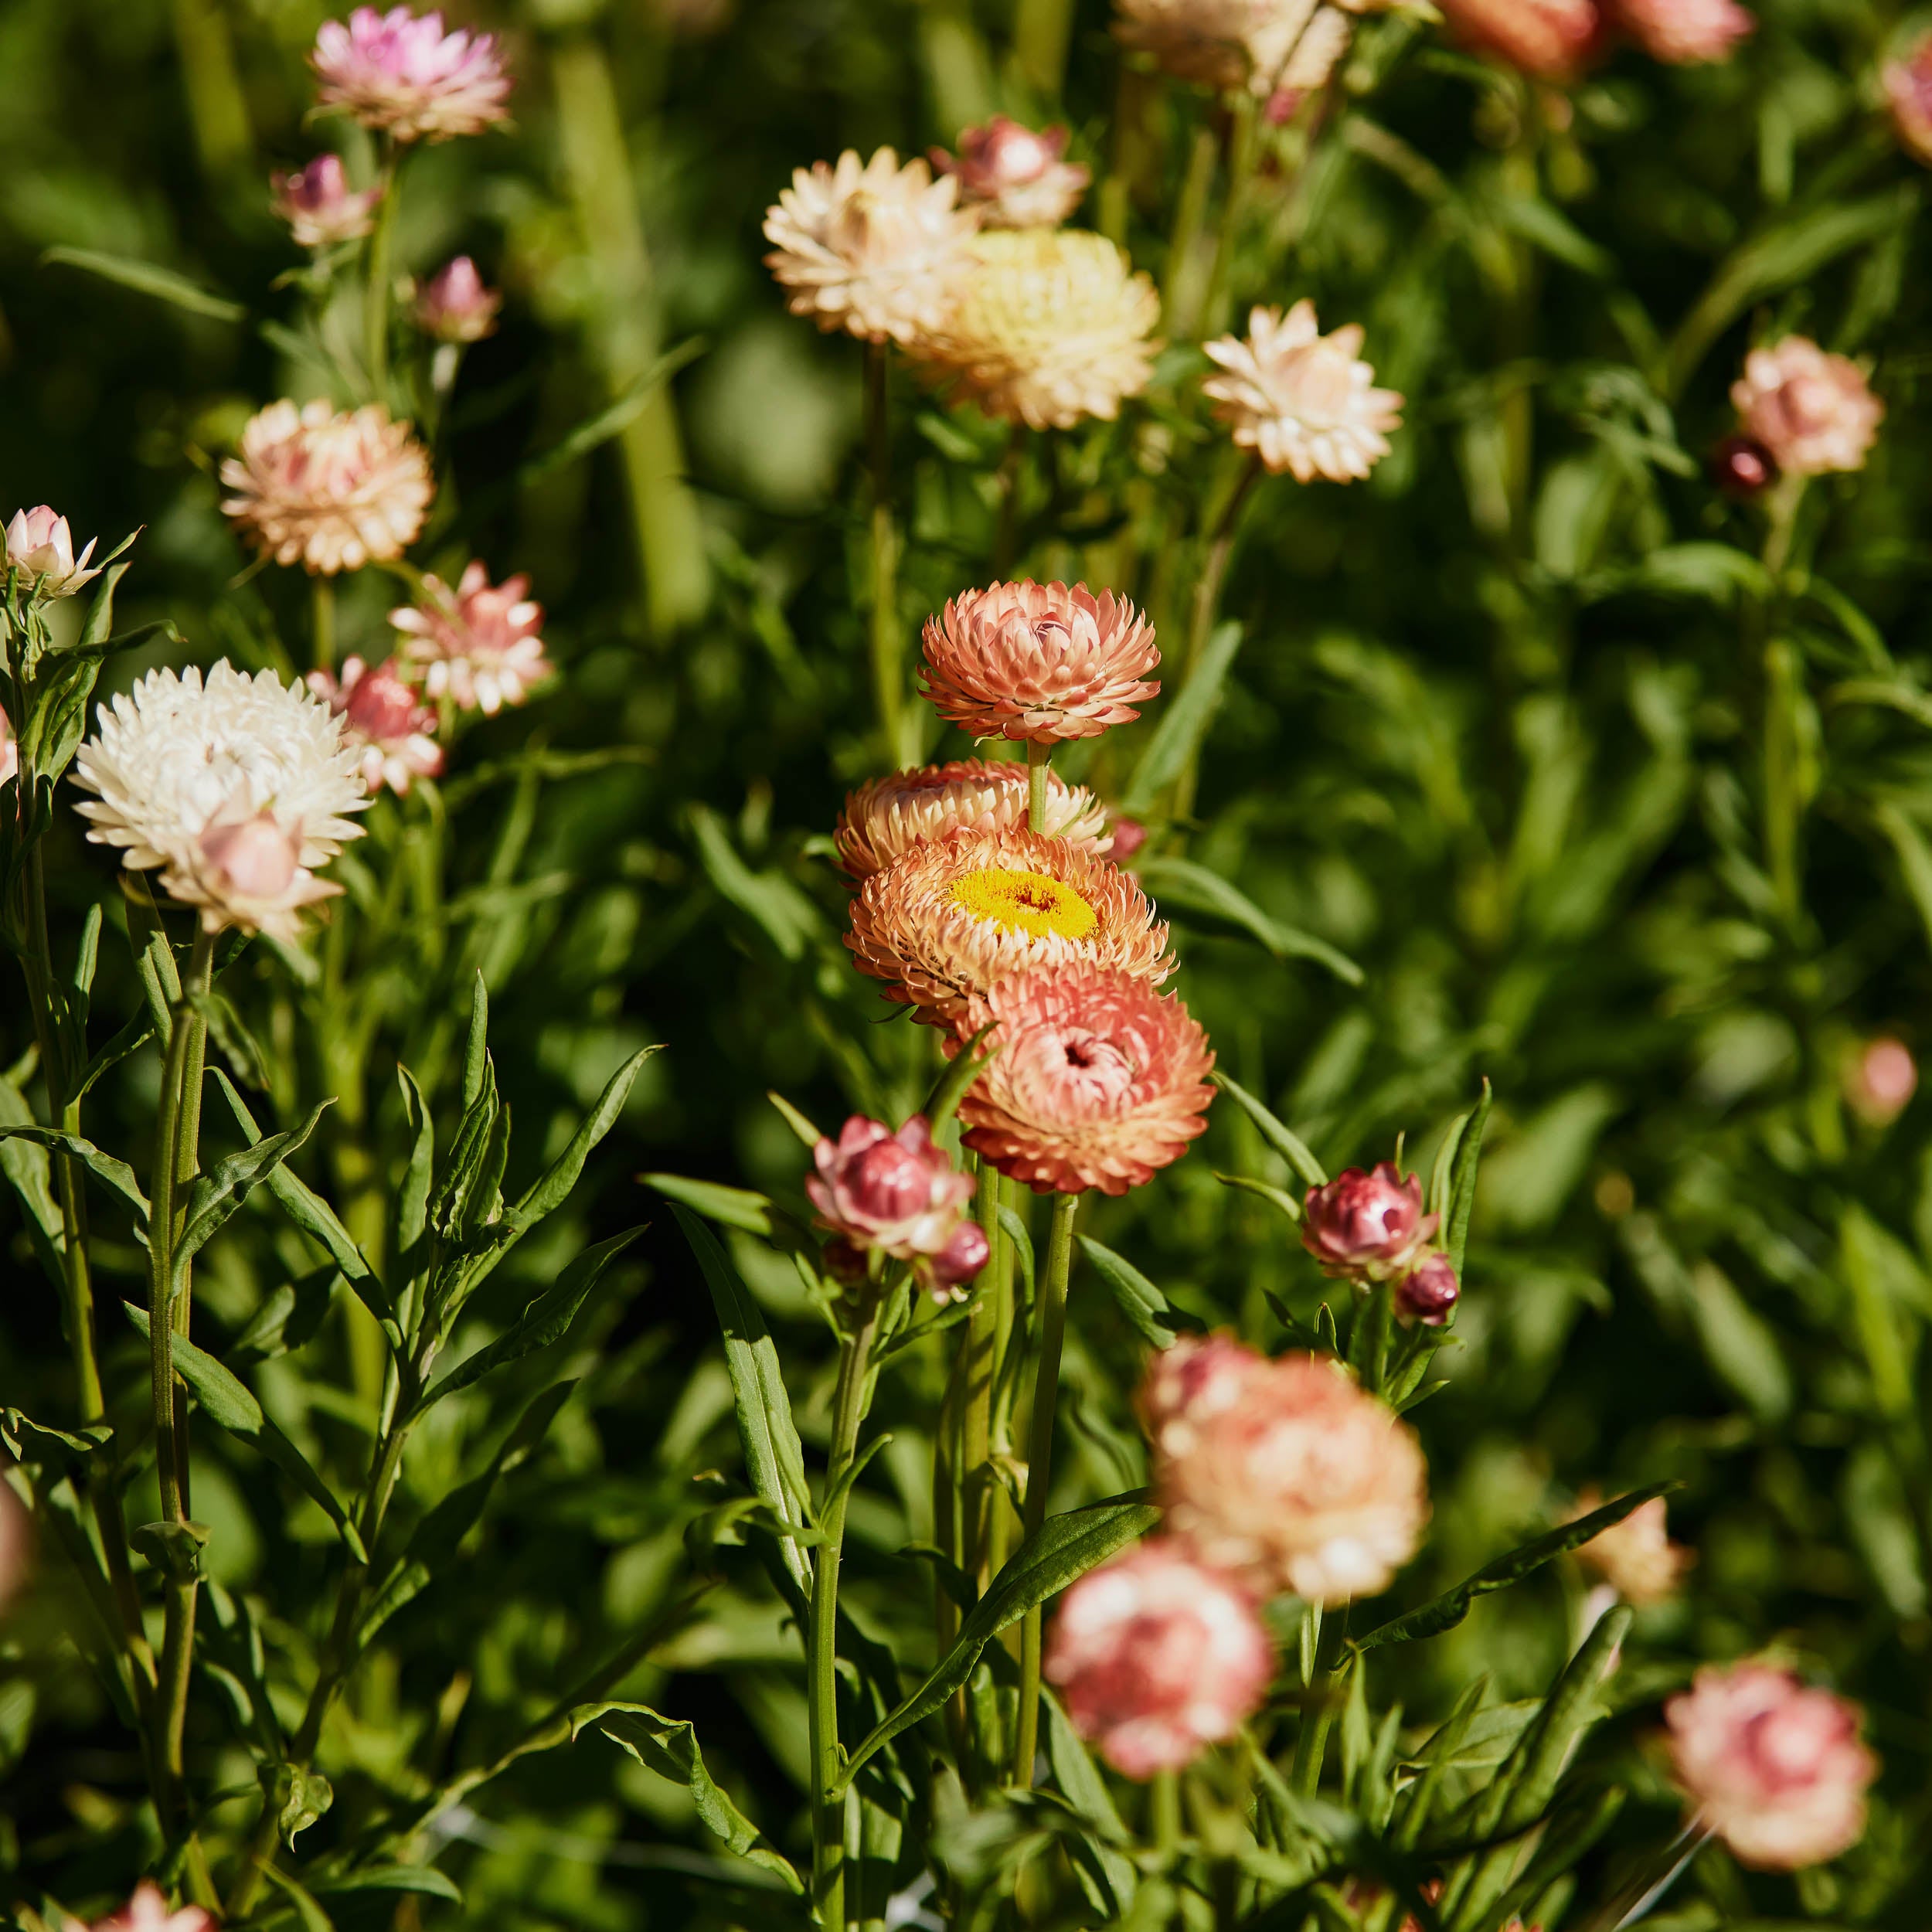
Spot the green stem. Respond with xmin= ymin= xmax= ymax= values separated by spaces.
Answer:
xmin=364 ymin=147 xmax=398 ymax=401
xmin=961 ymin=1158 xmax=1004 ymax=1595
xmin=1172 ymin=456 xmax=1263 ymax=820
xmin=1026 ymin=740 xmax=1050 ymax=836
xmin=1151 ymin=1766 xmax=1182 ymax=1859
xmin=993 ymin=423 xmax=1026 ymax=579
xmin=866 ymin=342 xmax=906 ymax=765
xmin=1200 ymin=92 xmax=1259 ymax=339
xmin=311 ymin=577 xmax=336 ymax=677
xmin=1754 ymin=475 xmax=1808 ymax=930
xmin=1011 ymin=0 xmax=1077 ymax=100
xmin=1162 ymin=124 xmax=1219 ymax=340
xmin=1010 ymin=1190 xmax=1078 ymax=1786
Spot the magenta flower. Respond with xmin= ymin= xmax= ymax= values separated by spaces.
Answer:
xmin=270 ymin=154 xmax=382 ymax=248
xmin=307 ymin=655 xmax=444 ymax=795
xmin=311 ymin=6 xmax=512 ymax=144
xmin=1395 ymin=1251 xmax=1459 ymax=1326
xmin=414 ymin=255 xmax=501 ymax=343
xmin=389 ymin=561 xmax=549 ymax=716
xmin=807 ymin=1114 xmax=979 ymax=1297
xmin=1301 ymin=1162 xmax=1437 ymax=1283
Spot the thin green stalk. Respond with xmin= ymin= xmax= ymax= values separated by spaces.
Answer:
xmin=1172 ymin=455 xmax=1263 ymax=819
xmin=1753 ymin=475 xmax=1808 ymax=930
xmin=1012 ymin=0 xmax=1077 ymax=100
xmin=866 ymin=342 xmax=906 ymax=765
xmin=993 ymin=423 xmax=1026 ymax=579
xmin=311 ymin=577 xmax=336 ymax=677
xmin=1200 ymin=93 xmax=1259 ymax=338
xmin=1162 ymin=124 xmax=1220 ymax=340
xmin=1151 ymin=1766 xmax=1182 ymax=1859
xmin=364 ymin=147 xmax=399 ymax=400
xmin=1009 ymin=1190 xmax=1078 ymax=1786
xmin=1026 ymin=740 xmax=1050 ymax=836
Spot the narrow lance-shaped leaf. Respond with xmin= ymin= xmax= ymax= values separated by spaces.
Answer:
xmin=505 ymin=1043 xmax=662 ymax=1235
xmin=169 ymin=1103 xmax=331 ymax=1302
xmin=1435 ymin=1078 xmax=1492 ymax=1279
xmin=1136 ymin=855 xmax=1363 ymax=985
xmin=0 ymin=1126 xmax=149 ymax=1225
xmin=1077 ymin=1236 xmax=1203 ymax=1351
xmin=1210 ymin=1072 xmax=1328 ymax=1189
xmin=1122 ymin=618 xmax=1243 ymax=815
xmin=43 ymin=245 xmax=247 ymax=322
xmin=923 ymin=1022 xmax=995 ymax=1131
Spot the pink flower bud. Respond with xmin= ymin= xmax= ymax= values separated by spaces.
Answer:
xmin=1665 ymin=1663 xmax=1875 ymax=1869
xmin=1612 ymin=0 xmax=1752 ymax=62
xmin=5 ymin=505 xmax=100 ymax=599
xmin=1709 ymin=433 xmax=1778 ymax=497
xmin=414 ymin=255 xmax=502 ymax=344
xmin=1396 ymin=1251 xmax=1458 ymax=1325
xmin=1107 ymin=814 xmax=1148 ymax=862
xmin=270 ymin=154 xmax=382 ymax=248
xmin=931 ymin=117 xmax=1089 ymax=228
xmin=88 ymin=1882 xmax=215 ymax=1932
xmin=806 ymin=1114 xmax=977 ymax=1270
xmin=1845 ymin=1036 xmax=1916 ymax=1128
xmin=1301 ymin=1162 xmax=1437 ymax=1282
xmin=930 ymin=1219 xmax=991 ymax=1291
xmin=1730 ymin=336 xmax=1883 ymax=478
xmin=1044 ymin=1538 xmax=1275 ymax=1779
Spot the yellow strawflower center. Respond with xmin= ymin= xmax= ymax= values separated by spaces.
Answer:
xmin=949 ymin=866 xmax=1098 ymax=942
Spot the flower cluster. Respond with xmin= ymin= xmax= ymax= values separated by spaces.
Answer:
xmin=1302 ymin=1162 xmax=1461 ymax=1325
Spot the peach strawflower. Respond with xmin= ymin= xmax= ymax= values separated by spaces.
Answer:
xmin=1612 ymin=0 xmax=1751 ymax=61
xmin=1730 ymin=336 xmax=1883 ymax=478
xmin=307 ymin=655 xmax=444 ymax=794
xmin=1139 ymin=1332 xmax=1270 ymax=1452
xmin=221 ymin=400 xmax=434 ymax=575
xmin=920 ymin=580 xmax=1160 ymax=745
xmin=5 ymin=505 xmax=101 ymax=600
xmin=163 ymin=808 xmax=342 ymax=943
xmin=84 ymin=1884 xmax=214 ymax=1932
xmin=807 ymin=1114 xmax=985 ymax=1299
xmin=0 ymin=702 xmax=15 ymax=787
xmin=1276 ymin=6 xmax=1354 ymax=89
xmin=915 ymin=229 xmax=1159 ymax=430
xmin=763 ymin=148 xmax=979 ymax=347
xmin=1886 ymin=38 xmax=1932 ymax=165
xmin=1666 ymin=1664 xmax=1875 ymax=1869
xmin=1301 ymin=1162 xmax=1437 ymax=1283
xmin=414 ymin=256 xmax=500 ymax=343
xmin=846 ymin=827 xmax=1172 ymax=1030
xmin=1203 ymin=302 xmax=1403 ymax=485
xmin=1436 ymin=0 xmax=1601 ymax=80
xmin=956 ymin=965 xmax=1214 ymax=1195
xmin=390 ymin=561 xmax=549 ymax=716
xmin=1572 ymin=1490 xmax=1693 ymax=1606
xmin=310 ymin=6 xmax=512 ymax=144
xmin=1845 ymin=1036 xmax=1916 ymax=1128
xmin=932 ymin=118 xmax=1090 ymax=229
xmin=1046 ymin=1539 xmax=1275 ymax=1777
xmin=1152 ymin=1348 xmax=1429 ymax=1602
xmin=834 ymin=758 xmax=1112 ymax=881
xmin=270 ymin=155 xmax=381 ymax=248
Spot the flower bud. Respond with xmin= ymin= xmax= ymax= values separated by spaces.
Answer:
xmin=1709 ymin=434 xmax=1778 ymax=498
xmin=5 ymin=505 xmax=101 ymax=600
xmin=414 ymin=255 xmax=502 ymax=344
xmin=931 ymin=117 xmax=1089 ymax=228
xmin=806 ymin=1115 xmax=977 ymax=1275
xmin=1730 ymin=336 xmax=1883 ymax=478
xmin=1301 ymin=1162 xmax=1437 ymax=1283
xmin=1395 ymin=1251 xmax=1459 ymax=1325
xmin=270 ymin=154 xmax=381 ymax=248
xmin=1107 ymin=815 xmax=1148 ymax=862
xmin=930 ymin=1219 xmax=991 ymax=1291
xmin=1845 ymin=1035 xmax=1916 ymax=1128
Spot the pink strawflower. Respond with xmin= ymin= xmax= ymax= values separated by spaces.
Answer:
xmin=1301 ymin=1162 xmax=1437 ymax=1283
xmin=1666 ymin=1664 xmax=1875 ymax=1869
xmin=86 ymin=1883 xmax=214 ymax=1932
xmin=931 ymin=117 xmax=1089 ymax=229
xmin=389 ymin=561 xmax=549 ymax=716
xmin=1139 ymin=1332 xmax=1271 ymax=1454
xmin=806 ymin=1114 xmax=981 ymax=1298
xmin=955 ymin=964 xmax=1215 ymax=1196
xmin=1437 ymin=0 xmax=1602 ymax=80
xmin=5 ymin=505 xmax=100 ymax=600
xmin=164 ymin=808 xmax=342 ymax=944
xmin=1395 ymin=1250 xmax=1459 ymax=1325
xmin=1612 ymin=0 xmax=1751 ymax=61
xmin=1107 ymin=815 xmax=1148 ymax=862
xmin=270 ymin=154 xmax=381 ymax=248
xmin=920 ymin=580 xmax=1160 ymax=745
xmin=1153 ymin=1349 xmax=1430 ymax=1602
xmin=1572 ymin=1490 xmax=1692 ymax=1606
xmin=1845 ymin=1036 xmax=1916 ymax=1128
xmin=414 ymin=255 xmax=501 ymax=343
xmin=310 ymin=6 xmax=512 ymax=144
xmin=1044 ymin=1539 xmax=1275 ymax=1778
xmin=307 ymin=655 xmax=444 ymax=794
xmin=0 ymin=702 xmax=15 ymax=787
xmin=1730 ymin=336 xmax=1883 ymax=478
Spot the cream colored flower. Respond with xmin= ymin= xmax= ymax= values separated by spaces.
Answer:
xmin=1203 ymin=301 xmax=1403 ymax=482
xmin=1730 ymin=336 xmax=1883 ymax=478
xmin=916 ymin=230 xmax=1159 ymax=431
xmin=220 ymin=400 xmax=434 ymax=575
xmin=764 ymin=147 xmax=979 ymax=346
xmin=1572 ymin=1491 xmax=1693 ymax=1606
xmin=835 ymin=758 xmax=1112 ymax=880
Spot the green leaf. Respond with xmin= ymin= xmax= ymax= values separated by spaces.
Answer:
xmin=1355 ymin=1484 xmax=1670 ymax=1651
xmin=272 ymin=1762 xmax=335 ymax=1846
xmin=0 ymin=1126 xmax=148 ymax=1223
xmin=264 ymin=1865 xmax=335 ymax=1932
xmin=1136 ymin=856 xmax=1363 ymax=983
xmin=1434 ymin=1079 xmax=1492 ymax=1278
xmin=1044 ymin=1689 xmax=1138 ymax=1914
xmin=1688 ymin=1258 xmax=1793 ymax=1423
xmin=514 ymin=338 xmax=707 ymax=488
xmin=766 ymin=1089 xmax=822 ymax=1150
xmin=227 ymin=1265 xmax=336 ymax=1367
xmin=1122 ymin=619 xmax=1244 ymax=816
xmin=42 ymin=245 xmax=247 ymax=322
xmin=1492 ymin=195 xmax=1615 ymax=278
xmin=923 ymin=1024 xmax=997 ymax=1131
xmin=502 ymin=1043 xmax=661 ymax=1235
xmin=645 ymin=1172 xmax=783 ymax=1238
xmin=689 ymin=804 xmax=823 ymax=961
xmin=170 ymin=1104 xmax=330 ymax=1301
xmin=1077 ymin=1236 xmax=1203 ymax=1350
xmin=0 ymin=1074 xmax=64 ymax=1287
xmin=396 ymin=1065 xmax=434 ymax=1265
xmin=1210 ymin=1072 xmax=1327 ymax=1188
xmin=462 ymin=971 xmax=490 ymax=1110
xmin=1215 ymin=1170 xmax=1304 ymax=1223
xmin=308 ymin=1868 xmax=461 ymax=1905
xmin=836 ymin=1497 xmax=1160 ymax=1791
xmin=998 ymin=1204 xmax=1036 ymax=1304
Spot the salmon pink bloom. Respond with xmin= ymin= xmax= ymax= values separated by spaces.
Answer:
xmin=932 ymin=117 xmax=1089 ymax=228
xmin=1140 ymin=1333 xmax=1271 ymax=1457
xmin=311 ymin=6 xmax=512 ymax=144
xmin=955 ymin=964 xmax=1214 ymax=1196
xmin=1845 ymin=1036 xmax=1916 ymax=1128
xmin=1437 ymin=0 xmax=1601 ymax=79
xmin=391 ymin=562 xmax=549 ymax=716
xmin=414 ymin=255 xmax=500 ymax=342
xmin=1666 ymin=1664 xmax=1875 ymax=1868
xmin=807 ymin=1114 xmax=981 ymax=1298
xmin=271 ymin=155 xmax=381 ymax=247
xmin=1730 ymin=336 xmax=1883 ymax=478
xmin=87 ymin=1885 xmax=214 ymax=1932
xmin=1572 ymin=1490 xmax=1692 ymax=1606
xmin=834 ymin=758 xmax=1111 ymax=882
xmin=1045 ymin=1539 xmax=1275 ymax=1777
xmin=5 ymin=505 xmax=100 ymax=600
xmin=1302 ymin=1162 xmax=1437 ymax=1283
xmin=1612 ymin=0 xmax=1751 ymax=61
xmin=308 ymin=655 xmax=444 ymax=794
xmin=920 ymin=581 xmax=1159 ymax=745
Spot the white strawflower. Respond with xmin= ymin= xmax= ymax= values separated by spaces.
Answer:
xmin=163 ymin=811 xmax=344 ymax=943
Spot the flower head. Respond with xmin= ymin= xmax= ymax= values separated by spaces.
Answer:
xmin=1666 ymin=1664 xmax=1875 ymax=1868
xmin=72 ymin=663 xmax=368 ymax=876
xmin=956 ymin=965 xmax=1214 ymax=1195
xmin=1153 ymin=1348 xmax=1429 ymax=1602
xmin=1710 ymin=434 xmax=1779 ymax=497
xmin=932 ymin=118 xmax=1090 ymax=228
xmin=920 ymin=580 xmax=1159 ymax=744
xmin=221 ymin=400 xmax=434 ymax=576
xmin=1845 ymin=1036 xmax=1916 ymax=1128
xmin=846 ymin=827 xmax=1172 ymax=1029
xmin=163 ymin=809 xmax=343 ymax=943
xmin=307 ymin=655 xmax=444 ymax=794
xmin=808 ymin=1114 xmax=979 ymax=1298
xmin=390 ymin=561 xmax=549 ymax=715
xmin=1730 ymin=336 xmax=1883 ymax=478
xmin=85 ymin=1883 xmax=214 ymax=1932
xmin=270 ymin=155 xmax=381 ymax=248
xmin=835 ymin=758 xmax=1112 ymax=881
xmin=1140 ymin=1332 xmax=1271 ymax=1454
xmin=1203 ymin=302 xmax=1403 ymax=484
xmin=5 ymin=505 xmax=100 ymax=600
xmin=1611 ymin=0 xmax=1751 ymax=60
xmin=915 ymin=229 xmax=1159 ymax=430
xmin=311 ymin=5 xmax=512 ymax=143
xmin=1396 ymin=1251 xmax=1460 ymax=1325
xmin=414 ymin=255 xmax=501 ymax=343
xmin=0 ymin=703 xmax=15 ymax=787
xmin=1887 ymin=38 xmax=1932 ymax=165
xmin=1302 ymin=1162 xmax=1437 ymax=1282
xmin=1046 ymin=1539 xmax=1275 ymax=1777
xmin=1436 ymin=0 xmax=1602 ymax=79
xmin=763 ymin=148 xmax=978 ymax=347
xmin=1572 ymin=1491 xmax=1692 ymax=1607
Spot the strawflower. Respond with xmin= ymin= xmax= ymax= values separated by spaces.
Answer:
xmin=308 ymin=655 xmax=444 ymax=794
xmin=1730 ymin=336 xmax=1883 ymax=477
xmin=1572 ymin=1491 xmax=1692 ymax=1606
xmin=920 ymin=580 xmax=1160 ymax=744
xmin=270 ymin=155 xmax=381 ymax=248
xmin=163 ymin=809 xmax=344 ymax=943
xmin=834 ymin=758 xmax=1112 ymax=881
xmin=932 ymin=117 xmax=1089 ymax=228
xmin=955 ymin=964 xmax=1215 ymax=1195
xmin=5 ymin=505 xmax=100 ymax=600
xmin=1845 ymin=1036 xmax=1916 ymax=1128
xmin=1396 ymin=1250 xmax=1460 ymax=1325
xmin=1302 ymin=1162 xmax=1437 ymax=1282
xmin=414 ymin=255 xmax=501 ymax=342
xmin=390 ymin=561 xmax=549 ymax=715
xmin=1045 ymin=1539 xmax=1275 ymax=1777
xmin=1612 ymin=0 xmax=1752 ymax=61
xmin=1139 ymin=1332 xmax=1270 ymax=1455
xmin=311 ymin=5 xmax=512 ymax=144
xmin=82 ymin=1884 xmax=213 ymax=1932
xmin=807 ymin=1114 xmax=984 ymax=1298
xmin=1436 ymin=0 xmax=1601 ymax=80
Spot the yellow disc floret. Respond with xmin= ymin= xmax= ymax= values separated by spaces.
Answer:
xmin=949 ymin=867 xmax=1099 ymax=941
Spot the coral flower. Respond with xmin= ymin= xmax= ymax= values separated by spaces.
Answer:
xmin=1436 ymin=0 xmax=1602 ymax=80
xmin=1139 ymin=1332 xmax=1271 ymax=1452
xmin=932 ymin=117 xmax=1090 ymax=229
xmin=1571 ymin=1490 xmax=1692 ymax=1607
xmin=1301 ymin=1162 xmax=1437 ymax=1282
xmin=763 ymin=147 xmax=979 ymax=347
xmin=955 ymin=964 xmax=1214 ymax=1195
xmin=846 ymin=828 xmax=1172 ymax=1029
xmin=164 ymin=809 xmax=343 ymax=943
xmin=390 ymin=561 xmax=549 ymax=715
xmin=221 ymin=400 xmax=434 ymax=575
xmin=1153 ymin=1348 xmax=1429 ymax=1602
xmin=0 ymin=702 xmax=15 ymax=786
xmin=1203 ymin=302 xmax=1403 ymax=485
xmin=1666 ymin=1664 xmax=1876 ymax=1869
xmin=1611 ymin=0 xmax=1752 ymax=61
xmin=1730 ymin=336 xmax=1883 ymax=478
xmin=834 ymin=758 xmax=1112 ymax=881
xmin=5 ymin=505 xmax=100 ymax=600
xmin=915 ymin=229 xmax=1160 ymax=430
xmin=1845 ymin=1036 xmax=1916 ymax=1128
xmin=307 ymin=655 xmax=444 ymax=794
xmin=414 ymin=255 xmax=501 ymax=343
xmin=920 ymin=580 xmax=1159 ymax=745
xmin=87 ymin=1883 xmax=214 ymax=1932
xmin=807 ymin=1114 xmax=983 ymax=1297
xmin=270 ymin=155 xmax=381 ymax=248
xmin=1886 ymin=38 xmax=1932 ymax=165
xmin=1046 ymin=1539 xmax=1275 ymax=1777
xmin=311 ymin=6 xmax=512 ymax=144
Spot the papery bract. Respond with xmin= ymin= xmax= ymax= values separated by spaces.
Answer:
xmin=835 ymin=758 xmax=1111 ymax=881
xmin=806 ymin=1114 xmax=980 ymax=1297
xmin=308 ymin=655 xmax=444 ymax=794
xmin=1301 ymin=1162 xmax=1437 ymax=1282
xmin=390 ymin=561 xmax=549 ymax=716
xmin=311 ymin=5 xmax=512 ymax=143
xmin=165 ymin=809 xmax=342 ymax=943
xmin=5 ymin=505 xmax=100 ymax=599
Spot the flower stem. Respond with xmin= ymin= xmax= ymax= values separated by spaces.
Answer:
xmin=311 ymin=576 xmax=336 ymax=677
xmin=993 ymin=423 xmax=1026 ymax=579
xmin=364 ymin=146 xmax=399 ymax=402
xmin=1026 ymin=740 xmax=1050 ymax=836
xmin=1753 ymin=474 xmax=1808 ymax=930
xmin=1172 ymin=455 xmax=1263 ymax=820
xmin=865 ymin=342 xmax=906 ymax=766
xmin=1009 ymin=1189 xmax=1078 ymax=1787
